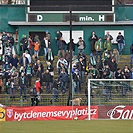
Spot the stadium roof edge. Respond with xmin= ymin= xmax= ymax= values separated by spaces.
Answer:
xmin=8 ymin=21 xmax=133 ymax=26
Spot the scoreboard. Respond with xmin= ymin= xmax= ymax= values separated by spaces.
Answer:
xmin=28 ymin=0 xmax=114 ymax=13
xmin=27 ymin=0 xmax=115 ymax=22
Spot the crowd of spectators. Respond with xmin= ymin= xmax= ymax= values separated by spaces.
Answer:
xmin=0 ymin=30 xmax=132 ymax=105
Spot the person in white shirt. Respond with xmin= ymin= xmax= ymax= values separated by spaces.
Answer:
xmin=25 ymin=50 xmax=31 ymax=63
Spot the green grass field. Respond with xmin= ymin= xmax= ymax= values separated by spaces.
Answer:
xmin=0 ymin=120 xmax=133 ymax=133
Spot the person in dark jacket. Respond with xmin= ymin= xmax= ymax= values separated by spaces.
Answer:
xmin=41 ymin=36 xmax=51 ymax=59
xmin=19 ymin=53 xmax=29 ymax=68
xmin=57 ymin=37 xmax=66 ymax=58
xmin=30 ymin=86 xmax=38 ymax=106
xmin=43 ymin=70 xmax=52 ymax=93
xmin=59 ymin=69 xmax=68 ymax=94
xmin=36 ymin=67 xmax=43 ymax=85
xmin=67 ymin=39 xmax=76 ymax=55
xmin=76 ymin=56 xmax=86 ymax=83
xmin=9 ymin=54 xmax=19 ymax=69
xmin=89 ymin=31 xmax=98 ymax=54
xmin=73 ymin=69 xmax=81 ymax=94
xmin=18 ymin=72 xmax=27 ymax=100
xmin=20 ymin=35 xmax=28 ymax=52
xmin=109 ymin=58 xmax=117 ymax=78
xmin=116 ymin=32 xmax=125 ymax=55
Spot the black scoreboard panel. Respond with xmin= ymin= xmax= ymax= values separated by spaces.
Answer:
xmin=29 ymin=0 xmax=113 ymax=11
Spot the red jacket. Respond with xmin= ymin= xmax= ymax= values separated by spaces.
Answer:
xmin=35 ymin=80 xmax=41 ymax=92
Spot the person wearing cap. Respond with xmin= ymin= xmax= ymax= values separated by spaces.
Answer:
xmin=77 ymin=37 xmax=86 ymax=54
xmin=116 ymin=32 xmax=125 ymax=55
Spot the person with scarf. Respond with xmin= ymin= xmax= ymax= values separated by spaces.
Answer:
xmin=25 ymin=63 xmax=33 ymax=87
xmin=46 ymin=48 xmax=54 ymax=65
xmin=89 ymin=53 xmax=97 ymax=68
xmin=104 ymin=37 xmax=112 ymax=54
xmin=95 ymin=37 xmax=103 ymax=61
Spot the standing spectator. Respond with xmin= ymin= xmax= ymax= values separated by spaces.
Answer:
xmin=10 ymin=77 xmax=15 ymax=100
xmin=9 ymin=54 xmax=19 ymax=69
xmin=25 ymin=63 xmax=33 ymax=87
xmin=20 ymin=35 xmax=28 ymax=53
xmin=25 ymin=50 xmax=31 ymax=63
xmin=95 ymin=37 xmax=103 ymax=60
xmin=28 ymin=36 xmax=34 ymax=56
xmin=19 ymin=53 xmax=29 ymax=68
xmin=30 ymin=86 xmax=38 ymax=106
xmin=34 ymin=59 xmax=44 ymax=74
xmin=35 ymin=78 xmax=41 ymax=101
xmin=89 ymin=31 xmax=98 ymax=54
xmin=46 ymin=48 xmax=54 ymax=65
xmin=18 ymin=72 xmax=27 ymax=100
xmin=64 ymin=50 xmax=71 ymax=64
xmin=104 ymin=54 xmax=112 ymax=66
xmin=73 ymin=69 xmax=81 ymax=94
xmin=34 ymin=34 xmax=40 ymax=45
xmin=43 ymin=70 xmax=52 ymax=93
xmin=76 ymin=56 xmax=86 ymax=83
xmin=45 ymin=30 xmax=51 ymax=42
xmin=97 ymin=58 xmax=105 ymax=79
xmin=57 ymin=37 xmax=66 ymax=58
xmin=109 ymin=58 xmax=117 ymax=78
xmin=59 ymin=69 xmax=68 ymax=94
xmin=4 ymin=69 xmax=11 ymax=86
xmin=116 ymin=32 xmax=125 ymax=55
xmin=3 ymin=53 xmax=11 ymax=70
xmin=130 ymin=43 xmax=133 ymax=68
xmin=89 ymin=53 xmax=97 ymax=68
xmin=1 ymin=31 xmax=8 ymax=54
xmin=34 ymin=41 xmax=40 ymax=58
xmin=104 ymin=31 xmax=113 ymax=41
xmin=57 ymin=58 xmax=68 ymax=74
xmin=7 ymin=33 xmax=14 ymax=54
xmin=77 ymin=37 xmax=86 ymax=54
xmin=46 ymin=61 xmax=54 ymax=79
xmin=67 ymin=39 xmax=76 ymax=55
xmin=112 ymin=49 xmax=119 ymax=64
xmin=55 ymin=30 xmax=62 ymax=43
xmin=104 ymin=37 xmax=113 ymax=54
xmin=5 ymin=79 xmax=10 ymax=94
xmin=41 ymin=36 xmax=50 ymax=59
xmin=36 ymin=67 xmax=43 ymax=85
